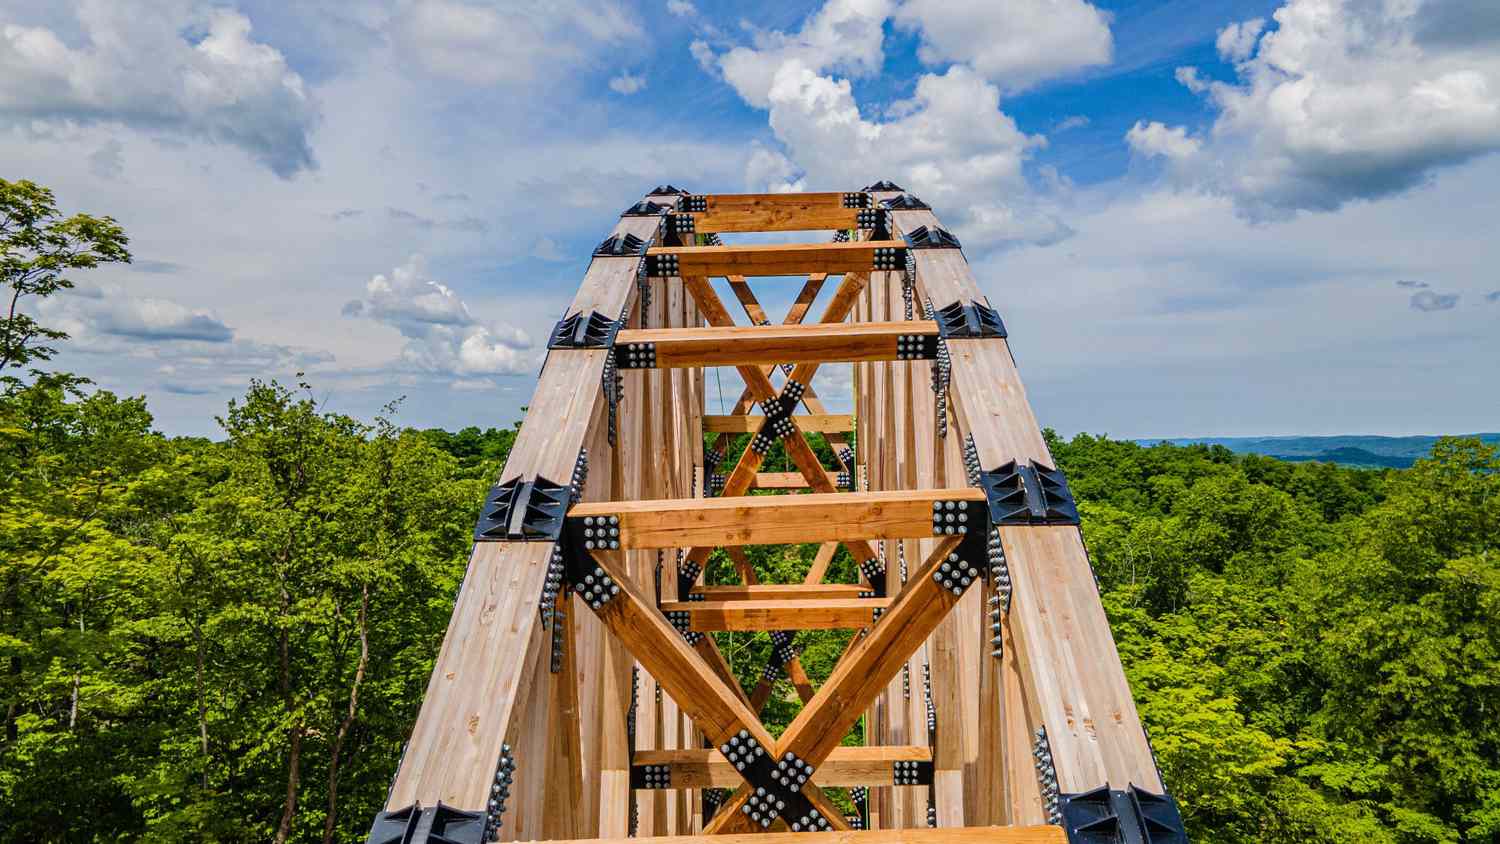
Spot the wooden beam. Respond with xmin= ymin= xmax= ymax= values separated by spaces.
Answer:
xmin=569 ymin=489 xmax=985 ymax=549
xmin=617 ymin=321 xmax=937 ymax=368
xmin=704 ymin=414 xmax=853 ymax=434
xmin=690 ymin=193 xmax=859 ymax=232
xmin=388 ymin=208 xmax=664 ymax=810
xmin=658 ymin=598 xmax=890 ymax=632
xmin=632 ymin=746 xmax=931 ymax=788
xmin=650 ymin=241 xmax=905 ymax=278
xmin=555 ymin=826 xmax=1067 ymax=844
xmin=692 ymin=584 xmax=870 ymax=600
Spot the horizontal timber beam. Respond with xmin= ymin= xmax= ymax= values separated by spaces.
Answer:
xmin=658 ymin=598 xmax=890 ymax=631
xmin=616 ymin=321 xmax=938 ymax=368
xmin=752 ymin=472 xmax=832 ymax=490
xmin=689 ymin=192 xmax=861 ymax=232
xmin=691 ymin=584 xmax=869 ymax=600
xmin=632 ymin=746 xmax=931 ymax=788
xmin=568 ymin=489 xmax=985 ymax=549
xmin=549 ymin=827 xmax=1066 ymax=844
xmin=648 ymin=241 xmax=906 ymax=277
xmin=704 ymin=414 xmax=853 ymax=434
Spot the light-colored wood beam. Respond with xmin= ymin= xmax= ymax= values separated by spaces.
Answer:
xmin=569 ymin=489 xmax=985 ymax=549
xmin=650 ymin=241 xmax=905 ymax=278
xmin=658 ymin=598 xmax=890 ymax=632
xmin=632 ymin=746 xmax=930 ymax=788
xmin=692 ymin=584 xmax=869 ymax=600
xmin=551 ymin=826 xmax=1067 ymax=844
xmin=616 ymin=321 xmax=937 ymax=368
xmin=689 ymin=193 xmax=860 ymax=232
xmin=704 ymin=414 xmax=853 ymax=434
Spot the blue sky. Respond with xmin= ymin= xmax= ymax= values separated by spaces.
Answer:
xmin=3 ymin=0 xmax=1498 ymax=438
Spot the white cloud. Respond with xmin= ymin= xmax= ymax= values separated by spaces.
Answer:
xmin=391 ymin=0 xmax=642 ymax=86
xmin=708 ymin=0 xmax=1082 ymax=249
xmin=666 ymin=0 xmax=696 ymax=16
xmin=690 ymin=39 xmax=716 ymax=73
xmin=1126 ymin=120 xmax=1201 ymax=161
xmin=1153 ymin=0 xmax=1500 ymax=218
xmin=40 ymin=283 xmax=234 ymax=343
xmin=1410 ymin=289 xmax=1459 ymax=311
xmin=343 ymin=255 xmax=534 ymax=378
xmin=717 ymin=0 xmax=893 ymax=108
xmin=0 ymin=2 xmax=318 ymax=176
xmin=608 ymin=72 xmax=646 ymax=94
xmin=1215 ymin=18 xmax=1265 ymax=62
xmin=1174 ymin=65 xmax=1209 ymax=94
xmin=893 ymin=0 xmax=1113 ymax=91
xmin=529 ymin=236 xmax=564 ymax=261
xmin=1055 ymin=115 xmax=1091 ymax=132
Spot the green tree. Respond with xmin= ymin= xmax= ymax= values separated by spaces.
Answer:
xmin=1 ymin=179 xmax=130 ymax=383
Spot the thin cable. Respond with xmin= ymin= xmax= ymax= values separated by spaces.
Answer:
xmin=715 ymin=366 xmax=725 ymax=414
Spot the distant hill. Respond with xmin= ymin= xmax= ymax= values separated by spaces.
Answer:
xmin=1136 ymin=433 xmax=1500 ymax=469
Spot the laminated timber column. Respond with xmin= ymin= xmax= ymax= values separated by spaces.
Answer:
xmin=870 ymin=185 xmax=1170 ymax=811
xmin=383 ymin=192 xmax=668 ymax=826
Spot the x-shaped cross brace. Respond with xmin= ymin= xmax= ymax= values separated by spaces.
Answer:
xmin=575 ymin=530 xmax=975 ymax=833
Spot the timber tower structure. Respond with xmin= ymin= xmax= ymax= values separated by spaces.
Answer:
xmin=368 ymin=185 xmax=1189 ymax=844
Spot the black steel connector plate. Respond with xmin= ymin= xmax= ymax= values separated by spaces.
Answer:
xmin=882 ymin=194 xmax=931 ymax=210
xmin=367 ymin=802 xmax=486 ymax=844
xmin=934 ymin=300 xmax=1007 ymax=339
xmin=904 ymin=225 xmax=962 ymax=250
xmin=548 ymin=310 xmax=621 ymax=349
xmin=474 ymin=475 xmax=571 ymax=541
xmin=976 ymin=460 xmax=1080 ymax=526
xmin=1059 ymin=785 xmax=1188 ymax=844
xmin=623 ymin=200 xmax=673 ymax=217
xmin=594 ymin=233 xmax=651 ymax=258
xmin=864 ymin=180 xmax=905 ymax=192
xmin=648 ymin=184 xmax=690 ymax=196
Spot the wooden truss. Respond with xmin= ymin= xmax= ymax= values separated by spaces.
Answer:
xmin=368 ymin=187 xmax=1188 ymax=844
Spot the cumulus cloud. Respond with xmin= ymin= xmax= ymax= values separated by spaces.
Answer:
xmin=609 ymin=72 xmax=646 ymax=94
xmin=690 ymin=39 xmax=716 ymax=73
xmin=88 ymin=138 xmax=124 ymax=180
xmin=716 ymin=0 xmax=893 ymax=109
xmin=893 ymin=0 xmax=1113 ymax=91
xmin=1410 ymin=290 xmax=1460 ymax=311
xmin=1155 ymin=0 xmax=1500 ymax=218
xmin=1215 ymin=18 xmax=1265 ymax=62
xmin=666 ymin=0 xmax=696 ymax=16
xmin=710 ymin=1 xmax=1074 ymax=250
xmin=1055 ymin=115 xmax=1091 ymax=132
xmin=391 ymin=0 xmax=642 ymax=86
xmin=40 ymin=283 xmax=233 ymax=343
xmin=343 ymin=255 xmax=534 ymax=378
xmin=0 ymin=2 xmax=318 ymax=177
xmin=1126 ymin=121 xmax=1201 ymax=161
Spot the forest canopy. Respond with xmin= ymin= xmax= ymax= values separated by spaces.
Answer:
xmin=2 ymin=180 xmax=1497 ymax=842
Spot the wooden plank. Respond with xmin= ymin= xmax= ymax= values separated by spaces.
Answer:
xmin=617 ymin=321 xmax=938 ymax=368
xmin=704 ymin=414 xmax=853 ymax=434
xmin=570 ymin=489 xmax=984 ymax=549
xmin=555 ymin=825 xmax=1067 ymax=844
xmin=649 ymin=241 xmax=905 ymax=278
xmin=632 ymin=746 xmax=931 ymax=788
xmin=692 ymin=193 xmax=859 ymax=232
xmin=692 ymin=584 xmax=869 ymax=600
xmin=658 ymin=598 xmax=890 ymax=631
